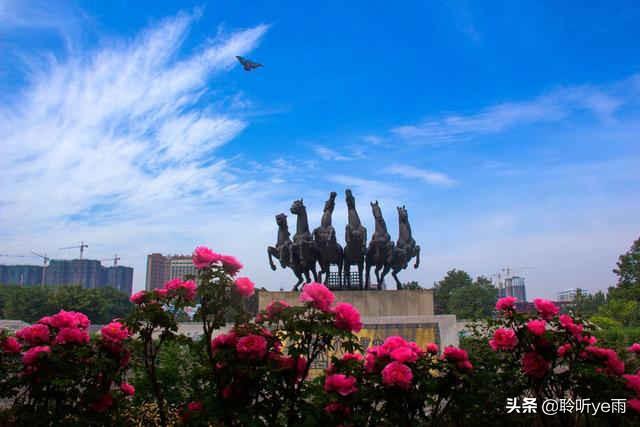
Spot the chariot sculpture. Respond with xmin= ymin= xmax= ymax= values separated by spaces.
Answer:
xmin=267 ymin=189 xmax=420 ymax=291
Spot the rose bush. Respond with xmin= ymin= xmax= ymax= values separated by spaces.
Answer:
xmin=1 ymin=247 xmax=639 ymax=427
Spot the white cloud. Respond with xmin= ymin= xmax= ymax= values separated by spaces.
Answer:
xmin=386 ymin=164 xmax=456 ymax=186
xmin=0 ymin=11 xmax=269 ymax=289
xmin=391 ymin=78 xmax=637 ymax=143
xmin=313 ymin=145 xmax=352 ymax=161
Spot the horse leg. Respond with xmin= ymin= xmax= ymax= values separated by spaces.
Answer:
xmin=358 ymin=261 xmax=364 ymax=290
xmin=293 ymin=271 xmax=304 ymax=291
xmin=392 ymin=269 xmax=402 ymax=290
xmin=414 ymin=245 xmax=421 ymax=269
xmin=379 ymin=264 xmax=391 ymax=289
xmin=311 ymin=264 xmax=318 ymax=282
xmin=343 ymin=262 xmax=350 ymax=288
xmin=267 ymin=246 xmax=278 ymax=271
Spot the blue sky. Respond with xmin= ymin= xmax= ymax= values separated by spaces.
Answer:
xmin=1 ymin=0 xmax=639 ymax=298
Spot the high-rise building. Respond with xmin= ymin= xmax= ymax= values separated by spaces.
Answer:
xmin=498 ymin=275 xmax=527 ymax=302
xmin=145 ymin=253 xmax=169 ymax=291
xmin=557 ymin=288 xmax=590 ymax=302
xmin=0 ymin=260 xmax=133 ymax=294
xmin=145 ymin=254 xmax=195 ymax=291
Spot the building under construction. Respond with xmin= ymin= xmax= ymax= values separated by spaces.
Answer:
xmin=0 ymin=259 xmax=133 ymax=295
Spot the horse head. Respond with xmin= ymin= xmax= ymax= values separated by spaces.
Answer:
xmin=345 ymin=189 xmax=355 ymax=209
xmin=397 ymin=205 xmax=408 ymax=223
xmin=275 ymin=213 xmax=288 ymax=228
xmin=290 ymin=199 xmax=305 ymax=215
xmin=324 ymin=192 xmax=337 ymax=212
xmin=371 ymin=200 xmax=382 ymax=219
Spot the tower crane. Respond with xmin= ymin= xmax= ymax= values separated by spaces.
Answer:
xmin=100 ymin=254 xmax=121 ymax=266
xmin=31 ymin=251 xmax=50 ymax=287
xmin=59 ymin=241 xmax=89 ymax=259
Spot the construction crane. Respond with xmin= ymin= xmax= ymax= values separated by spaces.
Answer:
xmin=59 ymin=241 xmax=89 ymax=259
xmin=0 ymin=254 xmax=29 ymax=258
xmin=100 ymin=254 xmax=121 ymax=266
xmin=31 ymin=251 xmax=50 ymax=287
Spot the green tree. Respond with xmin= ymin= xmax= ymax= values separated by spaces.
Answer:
xmin=447 ymin=276 xmax=498 ymax=319
xmin=433 ymin=269 xmax=473 ymax=314
xmin=402 ymin=281 xmax=422 ymax=290
xmin=574 ymin=290 xmax=606 ymax=317
xmin=613 ymin=235 xmax=640 ymax=290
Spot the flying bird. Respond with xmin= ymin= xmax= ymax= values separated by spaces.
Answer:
xmin=236 ymin=56 xmax=263 ymax=71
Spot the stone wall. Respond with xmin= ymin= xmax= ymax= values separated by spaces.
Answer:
xmin=257 ymin=289 xmax=434 ymax=317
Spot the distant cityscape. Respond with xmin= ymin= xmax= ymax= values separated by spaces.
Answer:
xmin=0 ymin=259 xmax=133 ymax=295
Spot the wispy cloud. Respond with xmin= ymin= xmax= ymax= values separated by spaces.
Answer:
xmin=391 ymin=78 xmax=636 ymax=144
xmin=386 ymin=164 xmax=456 ymax=186
xmin=0 ymin=11 xmax=269 ymax=286
xmin=313 ymin=145 xmax=352 ymax=161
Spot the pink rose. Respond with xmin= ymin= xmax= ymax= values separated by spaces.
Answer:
xmin=557 ymin=343 xmax=572 ymax=358
xmin=211 ymin=332 xmax=238 ymax=354
xmin=236 ymin=334 xmax=268 ymax=360
xmin=522 ymin=352 xmax=549 ymax=379
xmin=559 ymin=314 xmax=583 ymax=337
xmin=380 ymin=336 xmax=408 ymax=356
xmin=192 ymin=246 xmax=221 ymax=269
xmin=381 ymin=361 xmax=413 ymax=389
xmin=365 ymin=347 xmax=379 ymax=373
xmin=443 ymin=346 xmax=473 ymax=371
xmin=220 ymin=254 xmax=243 ymax=275
xmin=490 ymin=328 xmax=518 ymax=351
xmin=628 ymin=399 xmax=640 ymax=413
xmin=265 ymin=300 xmax=290 ymax=318
xmin=526 ymin=319 xmax=546 ymax=336
xmin=16 ymin=324 xmax=50 ymax=345
xmin=324 ymin=374 xmax=358 ymax=396
xmin=495 ymin=296 xmax=518 ymax=311
xmin=234 ymin=277 xmax=255 ymax=297
xmin=130 ymin=290 xmax=146 ymax=304
xmin=22 ymin=345 xmax=51 ymax=365
xmin=426 ymin=342 xmax=439 ymax=354
xmin=165 ymin=279 xmax=197 ymax=301
xmin=90 ymin=393 xmax=113 ymax=413
xmin=533 ymin=299 xmax=559 ymax=320
xmin=332 ymin=302 xmax=362 ymax=332
xmin=120 ymin=382 xmax=135 ymax=396
xmin=585 ymin=346 xmax=625 ymax=375
xmin=623 ymin=374 xmax=640 ymax=394
xmin=628 ymin=343 xmax=640 ymax=354
xmin=299 ymin=282 xmax=335 ymax=312
xmin=101 ymin=321 xmax=130 ymax=344
xmin=390 ymin=346 xmax=418 ymax=363
xmin=188 ymin=401 xmax=203 ymax=412
xmin=341 ymin=352 xmax=364 ymax=362
xmin=54 ymin=327 xmax=90 ymax=345
xmin=1 ymin=336 xmax=21 ymax=354
xmin=46 ymin=310 xmax=89 ymax=330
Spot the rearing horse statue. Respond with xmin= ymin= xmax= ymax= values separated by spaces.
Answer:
xmin=365 ymin=200 xmax=394 ymax=289
xmin=290 ymin=199 xmax=318 ymax=290
xmin=343 ymin=189 xmax=367 ymax=289
xmin=389 ymin=205 xmax=421 ymax=289
xmin=313 ymin=192 xmax=344 ymax=286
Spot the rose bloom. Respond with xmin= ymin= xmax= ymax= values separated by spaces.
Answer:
xmin=381 ymin=361 xmax=413 ymax=389
xmin=265 ymin=300 xmax=290 ymax=318
xmin=48 ymin=310 xmax=90 ymax=330
xmin=341 ymin=352 xmax=364 ymax=362
xmin=192 ymin=246 xmax=221 ymax=269
xmin=490 ymin=328 xmax=518 ymax=351
xmin=324 ymin=374 xmax=358 ymax=396
xmin=628 ymin=343 xmax=640 ymax=354
xmin=623 ymin=374 xmax=640 ymax=394
xmin=164 ymin=279 xmax=197 ymax=300
xmin=628 ymin=399 xmax=640 ymax=413
xmin=585 ymin=346 xmax=625 ymax=375
xmin=559 ymin=314 xmax=583 ymax=337
xmin=426 ymin=342 xmax=439 ymax=354
xmin=22 ymin=345 xmax=51 ymax=365
xmin=90 ymin=393 xmax=113 ymax=413
xmin=557 ymin=343 xmax=572 ymax=358
xmin=101 ymin=321 xmax=130 ymax=344
xmin=130 ymin=290 xmax=146 ymax=304
xmin=365 ymin=347 xmax=379 ymax=373
xmin=380 ymin=336 xmax=408 ymax=356
xmin=234 ymin=277 xmax=255 ymax=297
xmin=495 ymin=296 xmax=518 ymax=312
xmin=333 ymin=302 xmax=362 ymax=332
xmin=443 ymin=346 xmax=473 ymax=371
xmin=211 ymin=332 xmax=238 ymax=354
xmin=155 ymin=288 xmax=168 ymax=298
xmin=299 ymin=282 xmax=335 ymax=312
xmin=120 ymin=382 xmax=135 ymax=396
xmin=526 ymin=319 xmax=546 ymax=336
xmin=533 ymin=298 xmax=559 ymax=320
xmin=2 ymin=336 xmax=21 ymax=354
xmin=390 ymin=346 xmax=418 ymax=363
xmin=236 ymin=334 xmax=268 ymax=360
xmin=220 ymin=254 xmax=243 ymax=275
xmin=522 ymin=352 xmax=549 ymax=379
xmin=188 ymin=401 xmax=203 ymax=412
xmin=324 ymin=402 xmax=351 ymax=416
xmin=54 ymin=327 xmax=90 ymax=345
xmin=16 ymin=324 xmax=50 ymax=345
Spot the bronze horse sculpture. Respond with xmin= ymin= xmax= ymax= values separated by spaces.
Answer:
xmin=343 ymin=189 xmax=367 ymax=289
xmin=389 ymin=205 xmax=421 ymax=289
xmin=365 ymin=200 xmax=394 ymax=289
xmin=267 ymin=213 xmax=316 ymax=290
xmin=313 ymin=192 xmax=343 ymax=286
xmin=289 ymin=199 xmax=318 ymax=290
